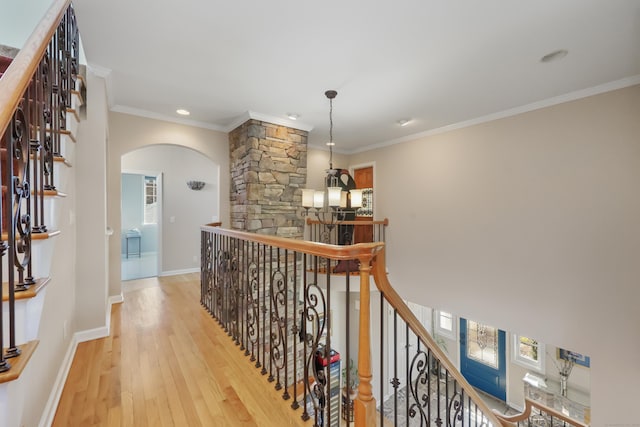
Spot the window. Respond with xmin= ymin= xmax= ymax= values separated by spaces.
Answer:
xmin=435 ymin=310 xmax=456 ymax=339
xmin=144 ymin=176 xmax=157 ymax=224
xmin=512 ymin=334 xmax=545 ymax=372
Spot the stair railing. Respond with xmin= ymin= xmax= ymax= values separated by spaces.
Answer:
xmin=0 ymin=0 xmax=77 ymax=373
xmin=201 ymin=223 xmax=508 ymax=426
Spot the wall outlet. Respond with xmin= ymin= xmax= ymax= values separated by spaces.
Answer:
xmin=63 ymin=320 xmax=68 ymax=340
xmin=169 ymin=216 xmax=176 ymax=223
xmin=193 ymin=255 xmax=198 ymax=263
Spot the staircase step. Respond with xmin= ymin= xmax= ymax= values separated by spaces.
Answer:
xmin=2 ymin=277 xmax=50 ymax=302
xmin=0 ymin=341 xmax=38 ymax=385
xmin=1 ymin=230 xmax=60 ymax=241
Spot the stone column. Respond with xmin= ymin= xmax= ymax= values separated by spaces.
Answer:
xmin=229 ymin=119 xmax=307 ymax=238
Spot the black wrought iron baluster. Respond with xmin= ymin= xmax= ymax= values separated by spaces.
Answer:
xmin=213 ymin=232 xmax=219 ymax=319
xmin=324 ymin=258 xmax=331 ymax=426
xmin=392 ymin=309 xmax=398 ymax=426
xmin=303 ymin=256 xmax=327 ymax=427
xmin=269 ymin=247 xmax=286 ymax=389
xmin=281 ymin=248 xmax=290 ymax=400
xmin=405 ymin=322 xmax=410 ymax=424
xmin=8 ymin=103 xmax=33 ymax=292
xmin=0 ymin=127 xmax=9 ymax=372
xmin=232 ymin=238 xmax=240 ymax=343
xmin=5 ymin=107 xmax=27 ymax=359
xmin=30 ymin=59 xmax=44 ymax=234
xmin=200 ymin=230 xmax=205 ymax=305
xmin=291 ymin=251 xmax=300 ymax=410
xmin=260 ymin=243 xmax=267 ymax=375
xmin=239 ymin=240 xmax=246 ymax=352
xmin=346 ymin=261 xmax=352 ymax=424
xmin=301 ymin=254 xmax=310 ymax=422
xmin=253 ymin=243 xmax=262 ymax=368
xmin=379 ymin=290 xmax=384 ymax=427
xmin=427 ymin=348 xmax=432 ymax=423
xmin=268 ymin=246 xmax=274 ymax=383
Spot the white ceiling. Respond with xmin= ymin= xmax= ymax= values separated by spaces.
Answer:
xmin=73 ymin=0 xmax=640 ymax=153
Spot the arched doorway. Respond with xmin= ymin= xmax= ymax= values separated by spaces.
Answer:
xmin=120 ymin=144 xmax=220 ymax=280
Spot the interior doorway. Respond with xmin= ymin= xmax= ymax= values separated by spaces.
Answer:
xmin=352 ymin=165 xmax=374 ymax=243
xmin=120 ymin=171 xmax=162 ymax=280
xmin=459 ymin=318 xmax=507 ymax=401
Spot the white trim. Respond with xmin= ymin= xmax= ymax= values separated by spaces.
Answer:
xmin=225 ymin=111 xmax=314 ymax=133
xmin=38 ymin=296 xmax=121 ymax=427
xmin=511 ymin=333 xmax=545 ymax=373
xmin=435 ymin=310 xmax=456 ymax=340
xmin=159 ymin=267 xmax=200 ymax=277
xmin=38 ymin=336 xmax=78 ymax=427
xmin=506 ymin=400 xmax=524 ymax=414
xmin=348 ymin=74 xmax=640 ymax=154
xmin=110 ymin=104 xmax=227 ymax=132
xmin=109 ymin=293 xmax=124 ymax=305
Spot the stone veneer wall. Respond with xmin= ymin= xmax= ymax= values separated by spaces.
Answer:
xmin=229 ymin=119 xmax=308 ymax=238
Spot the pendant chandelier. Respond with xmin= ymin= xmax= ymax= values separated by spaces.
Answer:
xmin=301 ymin=90 xmax=362 ymax=228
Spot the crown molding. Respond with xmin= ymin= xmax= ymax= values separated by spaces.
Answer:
xmin=225 ymin=111 xmax=314 ymax=133
xmin=110 ymin=105 xmax=227 ymax=132
xmin=350 ymin=75 xmax=640 ymax=154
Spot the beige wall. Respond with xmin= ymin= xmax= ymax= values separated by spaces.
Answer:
xmin=344 ymin=84 xmax=640 ymax=425
xmin=107 ymin=112 xmax=230 ymax=296
xmin=306 ymin=148 xmax=350 ymax=190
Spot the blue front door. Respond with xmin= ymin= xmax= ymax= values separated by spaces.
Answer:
xmin=459 ymin=318 xmax=506 ymax=401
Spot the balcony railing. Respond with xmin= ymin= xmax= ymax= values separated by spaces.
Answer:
xmin=201 ymin=223 xmax=508 ymax=426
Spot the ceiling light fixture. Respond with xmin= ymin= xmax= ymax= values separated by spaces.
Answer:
xmin=176 ymin=109 xmax=190 ymax=116
xmin=397 ymin=119 xmax=411 ymax=127
xmin=287 ymin=113 xmax=299 ymax=120
xmin=301 ymin=90 xmax=362 ymax=230
xmin=540 ymin=49 xmax=568 ymax=63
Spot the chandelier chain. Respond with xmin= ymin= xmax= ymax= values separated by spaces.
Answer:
xmin=329 ymin=95 xmax=334 ymax=169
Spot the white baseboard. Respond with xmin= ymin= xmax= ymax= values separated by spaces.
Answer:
xmin=159 ymin=267 xmax=199 ymax=277
xmin=109 ymin=293 xmax=124 ymax=305
xmin=38 ymin=295 xmax=120 ymax=427
xmin=38 ymin=335 xmax=78 ymax=427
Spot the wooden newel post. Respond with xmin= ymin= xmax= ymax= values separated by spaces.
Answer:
xmin=355 ymin=255 xmax=376 ymax=427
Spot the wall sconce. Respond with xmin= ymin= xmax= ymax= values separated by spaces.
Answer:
xmin=187 ymin=180 xmax=205 ymax=191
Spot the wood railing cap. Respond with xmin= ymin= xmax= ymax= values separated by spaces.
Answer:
xmin=0 ymin=0 xmax=71 ymax=136
xmin=201 ymin=224 xmax=384 ymax=260
xmin=305 ymin=217 xmax=389 ymax=226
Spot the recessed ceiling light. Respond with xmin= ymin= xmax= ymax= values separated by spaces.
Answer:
xmin=397 ymin=119 xmax=411 ymax=127
xmin=326 ymin=142 xmax=335 ymax=146
xmin=540 ymin=49 xmax=568 ymax=63
xmin=287 ymin=113 xmax=299 ymax=120
xmin=176 ymin=109 xmax=190 ymax=116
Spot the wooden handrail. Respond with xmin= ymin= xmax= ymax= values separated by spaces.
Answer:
xmin=0 ymin=0 xmax=71 ymax=137
xmin=306 ymin=217 xmax=389 ymax=226
xmin=371 ymin=247 xmax=509 ymax=427
xmin=493 ymin=398 xmax=588 ymax=427
xmin=201 ymin=223 xmax=384 ymax=260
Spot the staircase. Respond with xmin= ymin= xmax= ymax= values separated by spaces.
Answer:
xmin=0 ymin=1 xmax=84 ymax=425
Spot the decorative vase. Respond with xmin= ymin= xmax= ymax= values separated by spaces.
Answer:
xmin=559 ymin=373 xmax=569 ymax=397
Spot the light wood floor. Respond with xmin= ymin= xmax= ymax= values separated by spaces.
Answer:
xmin=52 ymin=273 xmax=312 ymax=427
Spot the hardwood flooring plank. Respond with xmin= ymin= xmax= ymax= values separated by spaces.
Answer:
xmin=53 ymin=273 xmax=312 ymax=427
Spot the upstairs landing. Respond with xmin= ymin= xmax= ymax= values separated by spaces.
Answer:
xmin=53 ymin=274 xmax=312 ymax=427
